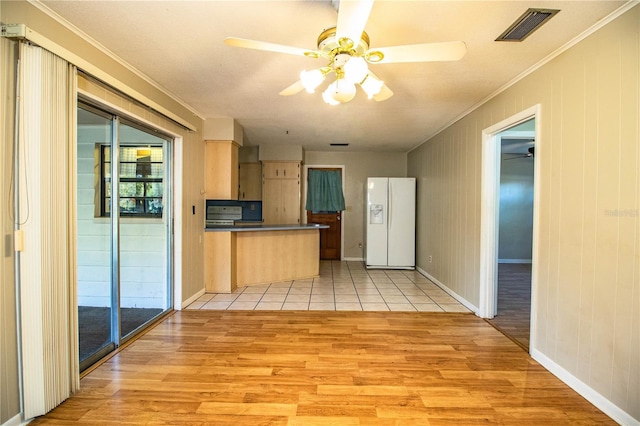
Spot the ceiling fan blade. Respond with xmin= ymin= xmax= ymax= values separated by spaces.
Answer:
xmin=373 ymin=84 xmax=393 ymax=102
xmin=335 ymin=0 xmax=374 ymax=45
xmin=363 ymin=70 xmax=393 ymax=102
xmin=224 ymin=37 xmax=318 ymax=58
xmin=279 ymin=80 xmax=305 ymax=96
xmin=371 ymin=41 xmax=467 ymax=64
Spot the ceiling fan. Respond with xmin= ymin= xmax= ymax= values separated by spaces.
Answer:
xmin=503 ymin=146 xmax=535 ymax=160
xmin=224 ymin=0 xmax=467 ymax=105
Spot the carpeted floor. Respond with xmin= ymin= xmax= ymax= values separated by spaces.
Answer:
xmin=78 ymin=306 xmax=162 ymax=361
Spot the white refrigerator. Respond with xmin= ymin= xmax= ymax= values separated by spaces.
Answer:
xmin=365 ymin=177 xmax=416 ymax=269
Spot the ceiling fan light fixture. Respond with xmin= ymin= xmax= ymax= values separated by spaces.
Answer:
xmin=323 ymin=78 xmax=356 ymax=105
xmin=300 ymin=68 xmax=326 ymax=93
xmin=322 ymin=88 xmax=340 ymax=106
xmin=343 ymin=56 xmax=369 ymax=84
xmin=360 ymin=73 xmax=384 ymax=98
xmin=365 ymin=50 xmax=384 ymax=63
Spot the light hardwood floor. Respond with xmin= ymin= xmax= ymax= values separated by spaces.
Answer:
xmin=487 ymin=263 xmax=532 ymax=350
xmin=31 ymin=310 xmax=613 ymax=425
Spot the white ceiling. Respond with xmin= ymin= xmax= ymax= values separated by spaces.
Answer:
xmin=41 ymin=0 xmax=627 ymax=152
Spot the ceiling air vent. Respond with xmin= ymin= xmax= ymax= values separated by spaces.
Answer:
xmin=496 ymin=8 xmax=559 ymax=42
xmin=330 ymin=143 xmax=349 ymax=147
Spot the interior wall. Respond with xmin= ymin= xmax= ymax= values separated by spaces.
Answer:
xmin=0 ymin=36 xmax=20 ymax=425
xmin=259 ymin=144 xmax=304 ymax=162
xmin=239 ymin=146 xmax=259 ymax=163
xmin=407 ymin=5 xmax=639 ymax=421
xmin=498 ymin=155 xmax=534 ymax=262
xmin=304 ymin=150 xmax=407 ymax=259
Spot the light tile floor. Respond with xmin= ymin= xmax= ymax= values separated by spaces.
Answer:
xmin=186 ymin=260 xmax=472 ymax=313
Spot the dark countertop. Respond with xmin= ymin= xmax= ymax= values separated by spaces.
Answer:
xmin=205 ymin=223 xmax=329 ymax=232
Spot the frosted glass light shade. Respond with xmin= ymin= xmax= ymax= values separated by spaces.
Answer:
xmin=322 ymin=88 xmax=340 ymax=105
xmin=343 ymin=57 xmax=368 ymax=84
xmin=300 ymin=69 xmax=325 ymax=93
xmin=324 ymin=79 xmax=356 ymax=104
xmin=360 ymin=73 xmax=384 ymax=99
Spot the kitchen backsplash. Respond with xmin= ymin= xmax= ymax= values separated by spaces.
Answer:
xmin=206 ymin=199 xmax=262 ymax=222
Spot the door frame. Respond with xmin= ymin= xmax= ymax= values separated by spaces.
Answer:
xmin=301 ymin=164 xmax=346 ymax=261
xmin=76 ymin=98 xmax=180 ymax=371
xmin=479 ymin=104 xmax=540 ymax=352
xmin=78 ymin=93 xmax=183 ymax=310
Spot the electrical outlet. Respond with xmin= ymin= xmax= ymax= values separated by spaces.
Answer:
xmin=429 ymin=255 xmax=433 ymax=263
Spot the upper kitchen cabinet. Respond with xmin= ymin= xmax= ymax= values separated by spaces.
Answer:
xmin=263 ymin=161 xmax=300 ymax=179
xmin=238 ymin=162 xmax=262 ymax=200
xmin=204 ymin=140 xmax=239 ymax=200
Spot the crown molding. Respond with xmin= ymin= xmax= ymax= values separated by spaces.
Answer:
xmin=409 ymin=0 xmax=639 ymax=153
xmin=27 ymin=0 xmax=206 ymax=122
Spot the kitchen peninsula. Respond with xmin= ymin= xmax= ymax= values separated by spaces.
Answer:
xmin=204 ymin=224 xmax=329 ymax=293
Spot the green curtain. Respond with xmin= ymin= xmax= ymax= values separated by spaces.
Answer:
xmin=306 ymin=170 xmax=345 ymax=212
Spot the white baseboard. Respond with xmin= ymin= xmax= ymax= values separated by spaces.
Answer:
xmin=415 ymin=266 xmax=479 ymax=314
xmin=531 ymin=349 xmax=638 ymax=426
xmin=416 ymin=267 xmax=637 ymax=425
xmin=343 ymin=257 xmax=364 ymax=262
xmin=180 ymin=288 xmax=205 ymax=310
xmin=498 ymin=258 xmax=532 ymax=264
xmin=1 ymin=413 xmax=25 ymax=426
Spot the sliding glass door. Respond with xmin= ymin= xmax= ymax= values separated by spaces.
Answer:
xmin=77 ymin=103 xmax=172 ymax=371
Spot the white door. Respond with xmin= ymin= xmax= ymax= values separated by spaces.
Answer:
xmin=366 ymin=177 xmax=388 ymax=267
xmin=387 ymin=178 xmax=416 ymax=267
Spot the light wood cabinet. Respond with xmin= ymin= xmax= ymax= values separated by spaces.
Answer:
xmin=262 ymin=161 xmax=301 ymax=225
xmin=238 ymin=162 xmax=262 ymax=200
xmin=204 ymin=228 xmax=321 ymax=290
xmin=204 ymin=141 xmax=238 ymax=199
xmin=263 ymin=161 xmax=300 ymax=179
xmin=204 ymin=231 xmax=237 ymax=293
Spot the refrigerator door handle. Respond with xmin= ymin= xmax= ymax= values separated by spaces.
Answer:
xmin=388 ymin=182 xmax=392 ymax=226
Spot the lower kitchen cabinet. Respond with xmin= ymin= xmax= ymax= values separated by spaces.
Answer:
xmin=204 ymin=232 xmax=236 ymax=293
xmin=204 ymin=225 xmax=325 ymax=292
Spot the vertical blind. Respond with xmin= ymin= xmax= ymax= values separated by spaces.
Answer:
xmin=18 ymin=42 xmax=78 ymax=419
xmin=305 ymin=169 xmax=345 ymax=212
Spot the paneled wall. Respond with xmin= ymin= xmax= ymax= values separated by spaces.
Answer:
xmin=408 ymin=126 xmax=482 ymax=305
xmin=408 ymin=6 xmax=639 ymax=421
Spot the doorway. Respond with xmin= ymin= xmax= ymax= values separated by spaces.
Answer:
xmin=479 ymin=105 xmax=540 ymax=353
xmin=77 ymin=102 xmax=173 ymax=371
xmin=488 ymin=120 xmax=535 ymax=350
xmin=303 ymin=166 xmax=345 ymax=261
